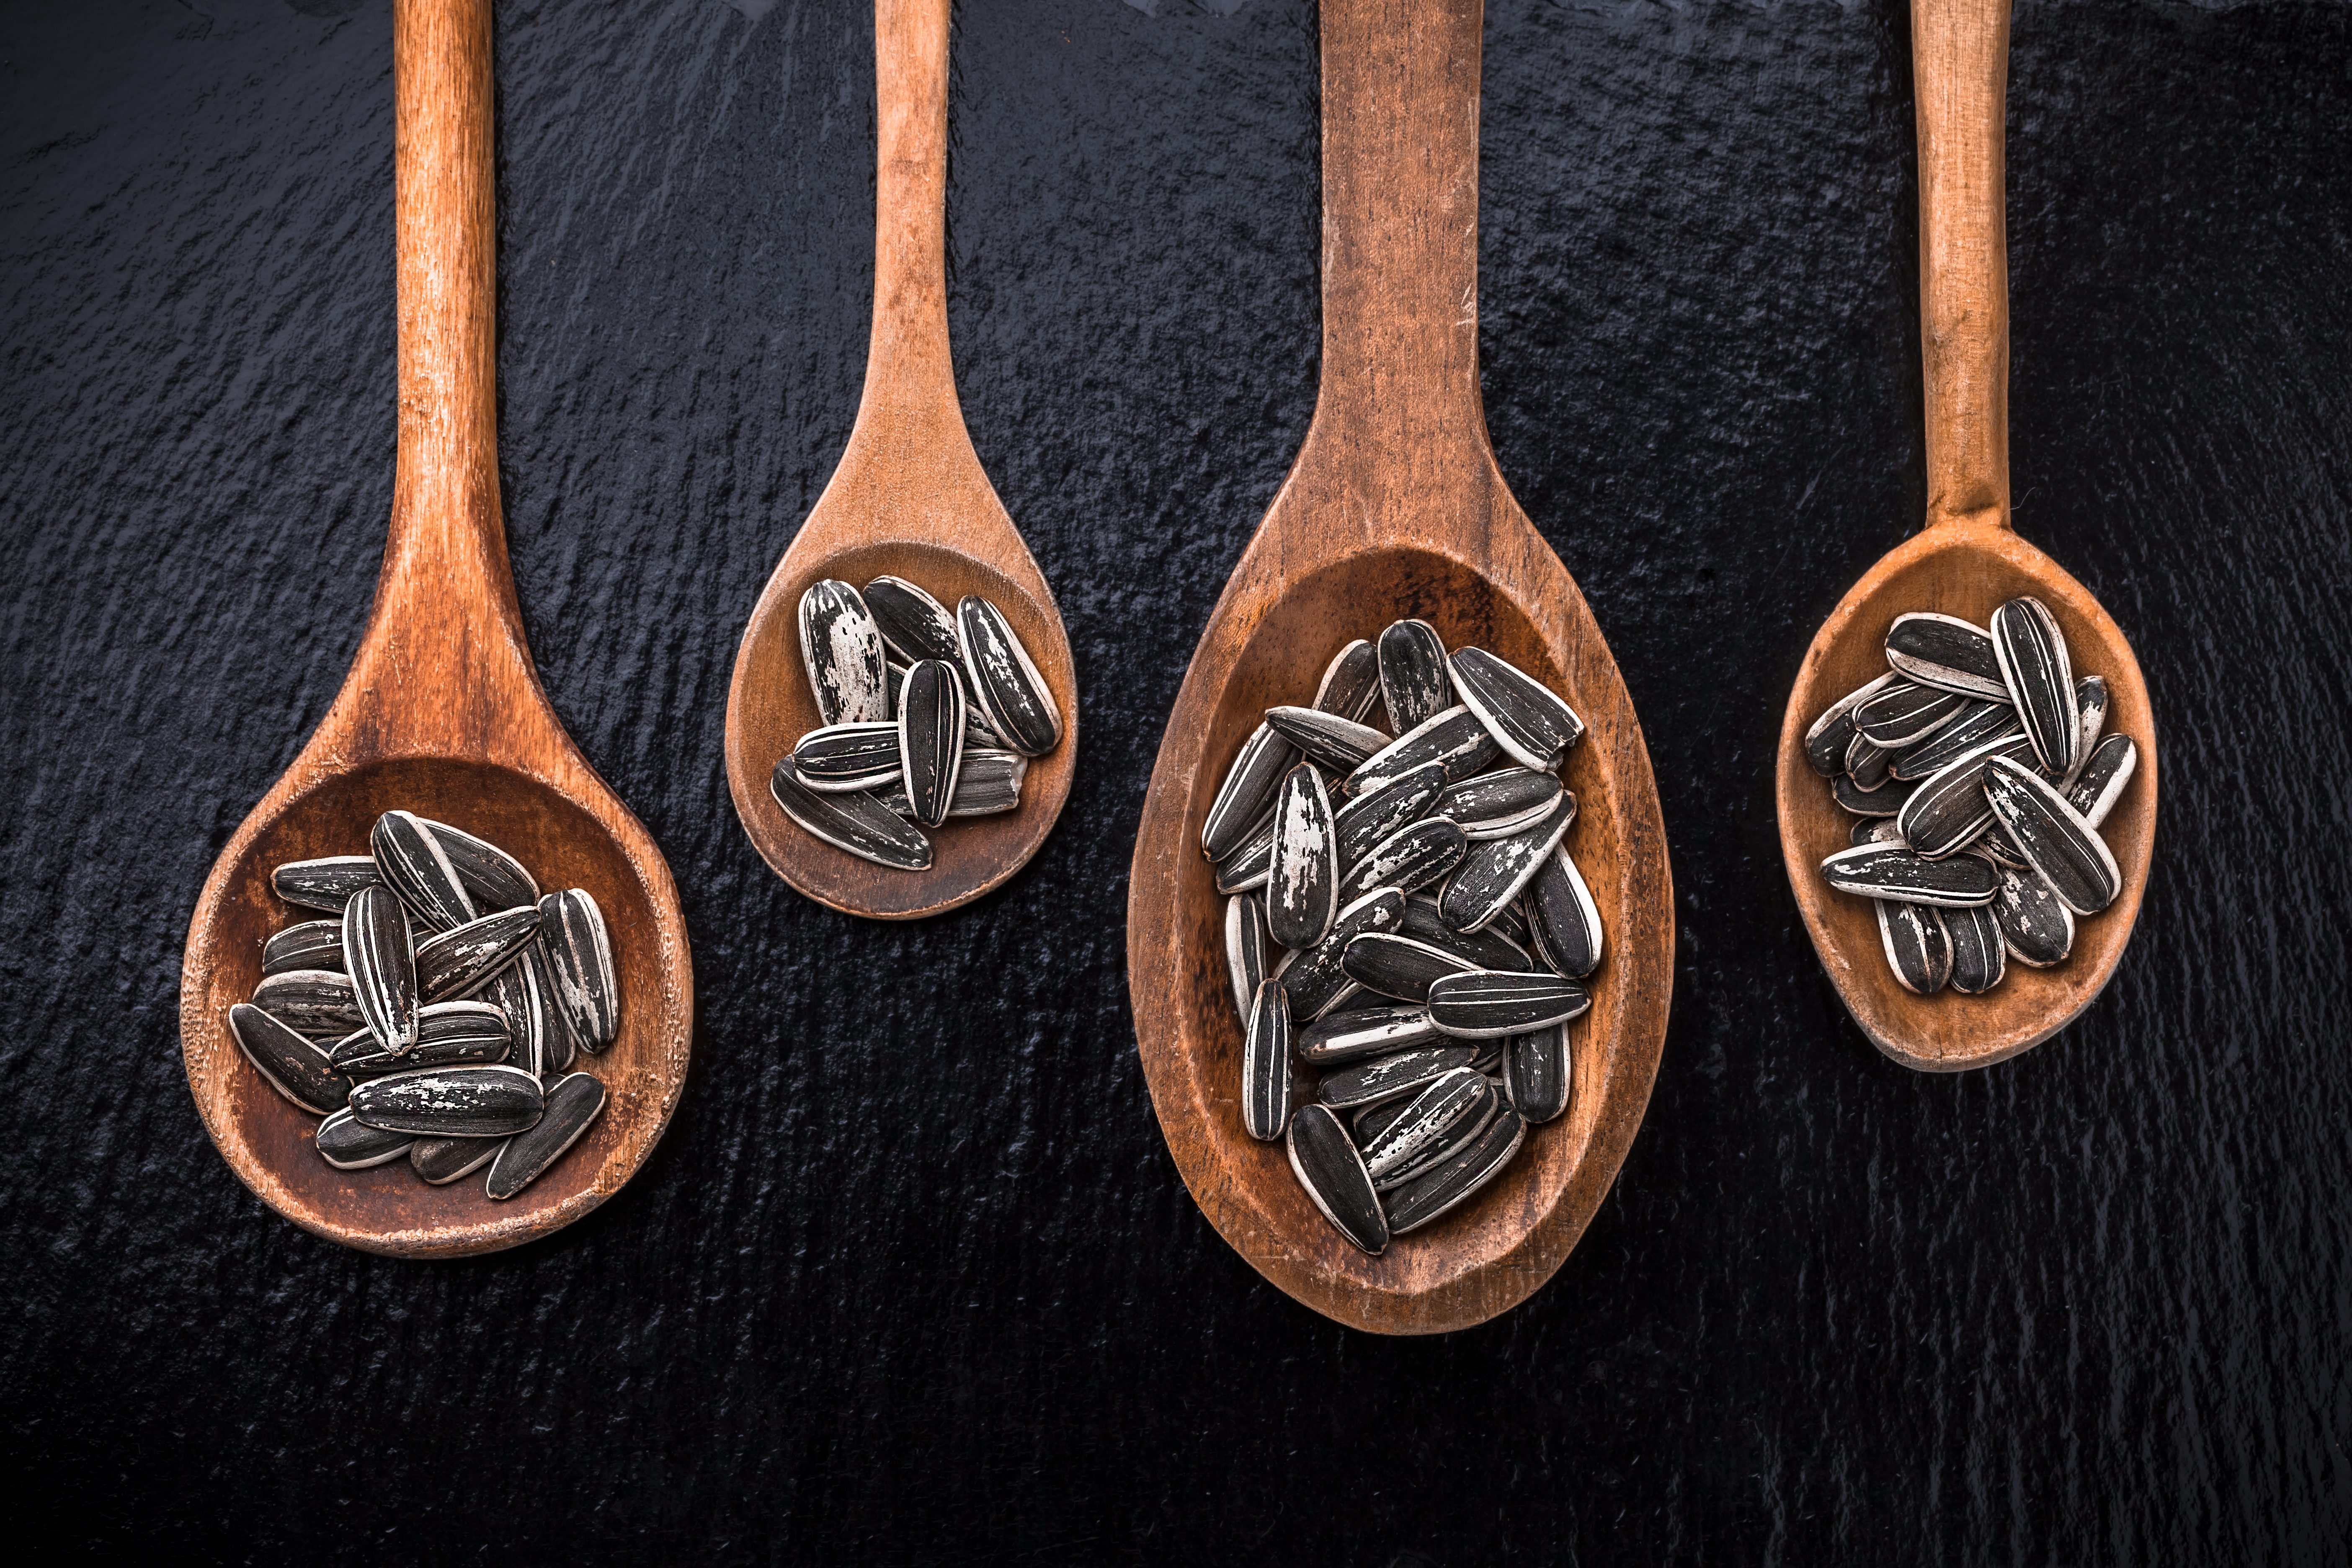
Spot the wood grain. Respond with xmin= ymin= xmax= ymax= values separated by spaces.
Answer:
xmin=1126 ymin=0 xmax=1674 ymax=1335
xmin=1774 ymin=0 xmax=2158 ymax=1070
xmin=178 ymin=0 xmax=694 ymax=1255
xmin=722 ymin=0 xmax=1076 ymax=921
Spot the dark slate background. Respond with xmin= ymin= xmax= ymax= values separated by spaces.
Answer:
xmin=4 ymin=0 xmax=2348 ymax=1558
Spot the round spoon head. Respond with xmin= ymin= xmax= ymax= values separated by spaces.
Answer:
xmin=181 ymin=755 xmax=694 ymax=1256
xmin=1777 ymin=524 xmax=2158 ymax=1070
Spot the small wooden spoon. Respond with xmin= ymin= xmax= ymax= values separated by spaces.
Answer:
xmin=1775 ymin=0 xmax=2157 ymax=1071
xmin=723 ymin=0 xmax=1077 ymax=921
xmin=179 ymin=0 xmax=694 ymax=1256
xmin=1126 ymin=0 xmax=1675 ymax=1335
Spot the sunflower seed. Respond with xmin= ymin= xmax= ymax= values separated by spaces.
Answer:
xmin=1266 ymin=764 xmax=1339 ymax=949
xmin=1847 ymin=731 xmax=1893 ymax=789
xmin=1523 ymin=846 xmax=1603 ymax=981
xmin=1332 ymin=761 xmax=1446 ymax=872
xmin=1853 ymin=679 xmax=1971 ymax=748
xmin=1436 ymin=792 xmax=1576 ymax=934
xmin=1295 ymin=1002 xmax=1442 ymax=1066
xmin=271 ymin=856 xmax=384 ymax=914
xmin=1277 ymin=888 xmax=1407 ymax=1020
xmin=799 ymin=579 xmax=890 ymax=727
xmin=538 ymin=889 xmax=617 ymax=1054
xmin=1875 ymin=900 xmax=1951 ymax=994
xmin=411 ymin=1135 xmax=503 ymax=1186
xmin=485 ymin=950 xmax=549 ymax=1078
xmin=863 ymin=575 xmax=962 ymax=665
xmin=348 ymin=1064 xmax=545 ymax=1138
xmin=1212 ymin=810 xmax=1275 ymax=895
xmin=1399 ymin=895 xmax=1529 ymax=972
xmin=770 ymin=767 xmax=932 ymax=871
xmin=1983 ymin=756 xmax=2118 ymax=915
xmin=792 ymin=722 xmax=905 ymax=792
xmin=370 ymin=811 xmax=477 ymax=933
xmin=329 ymin=1000 xmax=512 ymax=1075
xmin=1804 ymin=674 xmax=1899 ymax=777
xmin=1351 ymin=1092 xmax=1416 ymax=1147
xmin=415 ymin=906 xmax=542 ymax=1003
xmin=1944 ymin=902 xmax=2006 ymax=995
xmin=1885 ymin=612 xmax=2006 ymax=699
xmin=227 ymin=1002 xmax=352 ymax=1114
xmin=1427 ymin=970 xmax=1590 ymax=1038
xmin=1500 ymin=1022 xmax=1569 ymax=1124
xmin=873 ymin=748 xmax=1027 ymax=819
xmin=1225 ymin=893 xmax=1272 ymax=1027
xmin=261 ymin=921 xmax=344 ymax=977
xmin=1313 ymin=640 xmax=1384 ymax=725
xmin=485 ymin=1072 xmax=607 ymax=1200
xmin=1991 ymin=597 xmax=2079 ymax=774
xmin=1315 ymin=1044 xmax=1480 ymax=1110
xmin=1448 ymin=647 xmax=1584 ymax=770
xmin=886 ymin=661 xmax=1002 ymax=750
xmin=252 ymin=969 xmax=363 ymax=1037
xmin=1894 ymin=734 xmax=2039 ymax=857
xmin=1377 ymin=620 xmax=1452 ymax=737
xmin=895 ymin=659 xmax=967 ymax=828
xmin=1336 ymin=818 xmax=1470 ymax=903
xmin=1993 ymin=865 xmax=2075 ymax=967
xmin=1340 ymin=934 xmax=1481 ymax=1003
xmin=1346 ymin=706 xmax=1502 ymax=798
xmin=2067 ymin=733 xmax=2137 ymax=830
xmin=1359 ymin=1068 xmax=1493 ymax=1183
xmin=1380 ymin=1089 xmax=1502 ymax=1191
xmin=314 ymin=1108 xmax=414 ymax=1169
xmin=1241 ymin=980 xmax=1295 ymax=1141
xmin=342 ymin=885 xmax=418 ymax=1055
xmin=416 ymin=818 xmax=539 ymax=911
xmin=1434 ymin=768 xmax=1564 ymax=841
xmin=1890 ymin=698 xmax=2022 ymax=781
xmin=1286 ymin=1104 xmax=1388 ymax=1254
xmin=1853 ymin=816 xmax=1904 ymax=847
xmin=1263 ymin=706 xmax=1389 ymax=774
xmin=1486 ymin=899 xmax=1534 ymax=950
xmin=2063 ymin=676 xmax=2109 ymax=788
xmin=1385 ymin=1108 xmax=1527 ymax=1236
xmin=532 ymin=943 xmax=581 ymax=1076
xmin=1972 ymin=820 xmax=2031 ymax=869
xmin=1203 ymin=725 xmax=1295 ymax=861
xmin=957 ymin=595 xmax=1061 ymax=757
xmin=1818 ymin=845 xmax=1998 ymax=907
xmin=1834 ymin=772 xmax=1916 ymax=817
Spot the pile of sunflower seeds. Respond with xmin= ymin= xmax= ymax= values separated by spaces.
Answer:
xmin=227 ymin=811 xmax=615 ymax=1199
xmin=769 ymin=577 xmax=1063 ymax=872
xmin=1804 ymin=596 xmax=2140 ymax=995
xmin=1210 ymin=622 xmax=1604 ymax=1256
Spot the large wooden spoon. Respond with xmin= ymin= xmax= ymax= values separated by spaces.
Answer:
xmin=179 ymin=0 xmax=694 ymax=1256
xmin=1126 ymin=0 xmax=1675 ymax=1335
xmin=723 ymin=0 xmax=1077 ymax=921
xmin=1775 ymin=0 xmax=2157 ymax=1071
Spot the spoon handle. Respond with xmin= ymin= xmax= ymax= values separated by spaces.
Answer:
xmin=1914 ymin=0 xmax=2013 ymax=533
xmin=859 ymin=0 xmax=962 ymax=434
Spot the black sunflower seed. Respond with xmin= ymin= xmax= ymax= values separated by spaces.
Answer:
xmin=314 ymin=1108 xmax=414 ymax=1170
xmin=1818 ymin=845 xmax=1999 ymax=907
xmin=1500 ymin=1021 xmax=1569 ymax=1124
xmin=1885 ymin=611 xmax=2006 ymax=699
xmin=874 ymin=748 xmax=1027 ymax=819
xmin=1359 ymin=1068 xmax=1492 ymax=1184
xmin=1890 ymin=698 xmax=2022 ymax=781
xmin=1277 ymin=888 xmax=1407 ymax=1021
xmin=261 ymin=921 xmax=343 ymax=977
xmin=1852 ymin=816 xmax=1903 ymax=848
xmin=485 ymin=950 xmax=549 ymax=1078
xmin=1991 ymin=596 xmax=2079 ymax=774
xmin=1266 ymin=764 xmax=1340 ymax=949
xmin=1971 ymin=820 xmax=2030 ymax=869
xmin=1385 ymin=1108 xmax=1527 ymax=1236
xmin=1434 ymin=768 xmax=1564 ymax=841
xmin=227 ymin=1003 xmax=352 ymax=1114
xmin=792 ymin=722 xmax=904 ymax=792
xmin=1264 ymin=706 xmax=1390 ymax=773
xmin=1377 ymin=619 xmax=1452 ymax=737
xmin=348 ymin=1064 xmax=545 ymax=1138
xmin=1203 ymin=724 xmax=1297 ymax=861
xmin=770 ymin=767 xmax=933 ymax=871
xmin=538 ymin=890 xmax=617 ymax=1054
xmin=1351 ymin=1092 xmax=1415 ymax=1146
xmin=1944 ymin=902 xmax=2006 ymax=995
xmin=2063 ymin=676 xmax=2109 ymax=788
xmin=1336 ymin=818 xmax=1469 ymax=903
xmin=271 ymin=855 xmax=384 ymax=914
xmin=1874 ymin=900 xmax=1952 ymax=994
xmin=485 ymin=1072 xmax=608 ymax=1200
xmin=1286 ymin=1104 xmax=1388 ymax=1254
xmin=1847 ymin=730 xmax=1893 ymax=789
xmin=1225 ymin=893 xmax=1272 ymax=1028
xmin=1346 ymin=706 xmax=1502 ymax=798
xmin=1436 ymin=792 xmax=1576 ymax=934
xmin=956 ymin=595 xmax=1061 ymax=757
xmin=1333 ymin=761 xmax=1445 ymax=872
xmin=2066 ymin=733 xmax=2138 ymax=830
xmin=1315 ymin=1044 xmax=1480 ymax=1110
xmin=896 ymin=659 xmax=967 ymax=828
xmin=1340 ymin=934 xmax=1481 ymax=1003
xmin=1312 ymin=640 xmax=1384 ymax=725
xmin=1241 ymin=980 xmax=1295 ymax=1142
xmin=342 ymin=885 xmax=418 ymax=1056
xmin=1379 ymin=1088 xmax=1501 ymax=1191
xmin=1295 ymin=1002 xmax=1442 ymax=1066
xmin=1486 ymin=899 xmax=1533 ymax=951
xmin=1852 ymin=679 xmax=1971 ymax=748
xmin=1399 ymin=895 xmax=1529 ymax=972
xmin=1895 ymin=734 xmax=2039 ymax=857
xmin=1993 ymin=865 xmax=2074 ymax=967
xmin=252 ymin=969 xmax=364 ymax=1037
xmin=417 ymin=818 xmax=539 ymax=911
xmin=1982 ymin=756 xmax=2118 ymax=915
xmin=411 ymin=1135 xmax=503 ymax=1186
xmin=1212 ymin=810 xmax=1275 ymax=895
xmin=530 ymin=943 xmax=580 ymax=1075
xmin=1523 ymin=847 xmax=1602 ymax=981
xmin=863 ymin=575 xmax=962 ymax=665
xmin=415 ymin=906 xmax=542 ymax=1003
xmin=1803 ymin=674 xmax=1898 ymax=777
xmin=1833 ymin=772 xmax=1917 ymax=817
xmin=1447 ymin=647 xmax=1584 ymax=770
xmin=886 ymin=661 xmax=1002 ymax=749
xmin=798 ymin=579 xmax=891 ymax=727
xmin=329 ymin=1000 xmax=512 ymax=1076
xmin=1427 ymin=970 xmax=1591 ymax=1038
xmin=370 ymin=812 xmax=478 ymax=933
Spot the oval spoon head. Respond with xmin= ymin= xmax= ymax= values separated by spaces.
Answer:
xmin=1776 ymin=524 xmax=2157 ymax=1070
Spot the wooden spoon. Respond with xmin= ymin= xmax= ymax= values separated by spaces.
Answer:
xmin=1775 ymin=0 xmax=2157 ymax=1071
xmin=722 ymin=0 xmax=1077 ymax=921
xmin=178 ymin=0 xmax=694 ymax=1256
xmin=1125 ymin=0 xmax=1675 ymax=1335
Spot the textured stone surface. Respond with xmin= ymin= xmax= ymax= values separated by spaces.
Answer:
xmin=3 ymin=0 xmax=2349 ymax=1558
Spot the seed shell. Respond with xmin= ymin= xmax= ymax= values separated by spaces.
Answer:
xmin=228 ymin=1002 xmax=352 ymax=1114
xmin=314 ymin=1108 xmax=414 ymax=1170
xmin=1399 ymin=895 xmax=1529 ymax=972
xmin=1336 ymin=818 xmax=1469 ymax=904
xmin=538 ymin=890 xmax=618 ymax=1054
xmin=1524 ymin=846 xmax=1602 ymax=981
xmin=2063 ymin=676 xmax=2109 ymax=788
xmin=956 ymin=595 xmax=1061 ymax=757
xmin=486 ymin=949 xmax=551 ymax=1079
xmin=531 ymin=943 xmax=581 ymax=1075
xmin=1447 ymin=647 xmax=1584 ymax=770
xmin=793 ymin=722 xmax=905 ymax=792
xmin=342 ymin=884 xmax=418 ymax=1056
xmin=261 ymin=921 xmax=343 ymax=977
xmin=1241 ymin=980 xmax=1295 ymax=1141
xmin=799 ymin=579 xmax=891 ymax=727
xmin=770 ymin=767 xmax=933 ymax=871
xmin=348 ymin=1064 xmax=545 ymax=1138
xmin=1264 ymin=706 xmax=1390 ymax=773
xmin=1359 ymin=1068 xmax=1492 ymax=1183
xmin=1266 ymin=764 xmax=1340 ymax=949
xmin=1285 ymin=1104 xmax=1388 ymax=1254
xmin=873 ymin=748 xmax=1027 ymax=819
xmin=1312 ymin=640 xmax=1384 ymax=725
xmin=1225 ymin=893 xmax=1272 ymax=1028
xmin=1991 ymin=596 xmax=2079 ymax=774
xmin=330 ymin=1000 xmax=512 ymax=1076
xmin=416 ymin=818 xmax=540 ymax=911
xmin=1803 ymin=673 xmax=1898 ymax=777
xmin=1277 ymin=888 xmax=1407 ymax=1021
xmin=1385 ymin=1108 xmax=1527 ymax=1236
xmin=1315 ymin=1044 xmax=1480 ymax=1110
xmin=1500 ymin=1022 xmax=1569 ymax=1124
xmin=887 ymin=661 xmax=1001 ymax=750
xmin=2066 ymin=733 xmax=2138 ymax=830
xmin=415 ymin=905 xmax=542 ymax=1003
xmin=1427 ymin=970 xmax=1590 ymax=1038
xmin=1346 ymin=706 xmax=1501 ymax=798
xmin=1945 ymin=902 xmax=2006 ymax=995
xmin=1434 ymin=768 xmax=1564 ymax=841
xmin=896 ymin=659 xmax=967 ymax=828
xmin=485 ymin=1072 xmax=608 ymax=1200
xmin=1378 ymin=1092 xmax=1501 ymax=1192
xmin=1818 ymin=845 xmax=1999 ymax=907
xmin=1993 ymin=865 xmax=2075 ymax=967
xmin=1833 ymin=772 xmax=1916 ymax=817
xmin=1853 ymin=817 xmax=1903 ymax=847
xmin=1295 ymin=1002 xmax=1442 ymax=1066
xmin=370 ymin=811 xmax=478 ymax=933
xmin=1340 ymin=933 xmax=1481 ymax=1003
xmin=1982 ymin=756 xmax=2119 ymax=915
xmin=863 ymin=575 xmax=962 ymax=665
xmin=1847 ymin=731 xmax=1893 ymax=789
xmin=411 ymin=1135 xmax=503 ymax=1186
xmin=1852 ymin=679 xmax=1970 ymax=749
xmin=1885 ymin=611 xmax=2007 ymax=699
xmin=1895 ymin=734 xmax=2039 ymax=858
xmin=271 ymin=856 xmax=384 ymax=914
xmin=1332 ymin=761 xmax=1446 ymax=872
xmin=1436 ymin=792 xmax=1576 ymax=934
xmin=1376 ymin=620 xmax=1452 ymax=737
xmin=1204 ymin=725 xmax=1293 ymax=860
xmin=1212 ymin=810 xmax=1275 ymax=895
xmin=1890 ymin=698 xmax=2022 ymax=781
xmin=252 ymin=968 xmax=363 ymax=1037
xmin=1875 ymin=900 xmax=1952 ymax=994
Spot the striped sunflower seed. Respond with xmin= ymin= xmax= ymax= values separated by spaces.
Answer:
xmin=415 ymin=905 xmax=542 ymax=1003
xmin=2062 ymin=676 xmax=2108 ymax=788
xmin=1436 ymin=792 xmax=1576 ymax=934
xmin=1447 ymin=647 xmax=1584 ymax=771
xmin=271 ymin=855 xmax=384 ymax=914
xmin=1524 ymin=846 xmax=1602 ymax=981
xmin=1875 ymin=900 xmax=1951 ymax=994
xmin=1982 ymin=756 xmax=2118 ymax=915
xmin=1818 ymin=845 xmax=1998 ymax=907
xmin=1359 ymin=1068 xmax=1492 ymax=1184
xmin=1895 ymin=734 xmax=2038 ymax=858
xmin=1427 ymin=970 xmax=1590 ymax=1038
xmin=534 ymin=941 xmax=583 ymax=1076
xmin=1377 ymin=1086 xmax=1501 ymax=1191
xmin=329 ymin=1000 xmax=512 ymax=1076
xmin=1340 ymin=933 xmax=1480 ymax=1003
xmin=417 ymin=818 xmax=539 ymax=911
xmin=314 ymin=1107 xmax=414 ymax=1170
xmin=485 ymin=949 xmax=550 ymax=1079
xmin=1212 ymin=810 xmax=1275 ymax=895
xmin=1336 ymin=818 xmax=1469 ymax=903
xmin=1399 ymin=894 xmax=1529 ymax=972
xmin=1991 ymin=596 xmax=2079 ymax=774
xmin=538 ymin=889 xmax=617 ymax=1054
xmin=1971 ymin=821 xmax=2030 ymax=869
xmin=863 ymin=575 xmax=962 ymax=665
xmin=799 ymin=579 xmax=891 ymax=728
xmin=1944 ymin=902 xmax=2006 ymax=995
xmin=348 ymin=1064 xmax=545 ymax=1139
xmin=1803 ymin=673 xmax=1899 ymax=777
xmin=1315 ymin=1044 xmax=1480 ymax=1110
xmin=1993 ymin=864 xmax=2074 ymax=967
xmin=370 ymin=811 xmax=478 ymax=933
xmin=873 ymin=748 xmax=1026 ymax=820
xmin=887 ymin=661 xmax=1002 ymax=750
xmin=411 ymin=1135 xmax=503 ymax=1186
xmin=1312 ymin=640 xmax=1384 ymax=725
xmin=1500 ymin=1021 xmax=1569 ymax=1124
xmin=1266 ymin=763 xmax=1339 ymax=949
xmin=1264 ymin=706 xmax=1390 ymax=773
xmin=1377 ymin=620 xmax=1452 ymax=737
xmin=1847 ymin=730 xmax=1894 ymax=789
xmin=1277 ymin=888 xmax=1406 ymax=1021
xmin=1225 ymin=893 xmax=1272 ymax=1028
xmin=1346 ymin=705 xmax=1499 ymax=798
xmin=1885 ymin=612 xmax=2006 ymax=699
xmin=897 ymin=659 xmax=967 ymax=828
xmin=485 ymin=1071 xmax=608 ymax=1200
xmin=792 ymin=722 xmax=905 ymax=792
xmin=252 ymin=969 xmax=363 ymax=1037
xmin=1295 ymin=1002 xmax=1442 ymax=1066
xmin=343 ymin=885 xmax=418 ymax=1056
xmin=956 ymin=595 xmax=1061 ymax=757
xmin=1434 ymin=768 xmax=1564 ymax=841
xmin=228 ymin=1003 xmax=352 ymax=1114
xmin=1852 ymin=817 xmax=1904 ymax=847
xmin=1852 ymin=679 xmax=1971 ymax=749
xmin=1385 ymin=1107 xmax=1526 ymax=1236
xmin=770 ymin=766 xmax=932 ymax=872
xmin=1890 ymin=698 xmax=2021 ymax=781
xmin=261 ymin=920 xmax=343 ymax=977
xmin=1333 ymin=761 xmax=1446 ymax=872
xmin=1241 ymin=979 xmax=1295 ymax=1141
xmin=1833 ymin=772 xmax=1916 ymax=817
xmin=1286 ymin=1103 xmax=1388 ymax=1254
xmin=2067 ymin=733 xmax=2137 ymax=829
xmin=1203 ymin=725 xmax=1295 ymax=861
